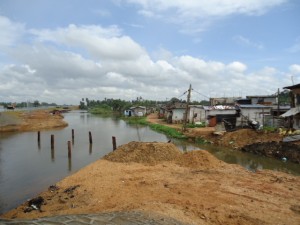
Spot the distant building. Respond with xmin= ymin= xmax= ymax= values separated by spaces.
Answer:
xmin=246 ymin=95 xmax=277 ymax=105
xmin=281 ymin=84 xmax=300 ymax=129
xmin=237 ymin=104 xmax=272 ymax=127
xmin=124 ymin=106 xmax=146 ymax=117
xmin=210 ymin=97 xmax=241 ymax=106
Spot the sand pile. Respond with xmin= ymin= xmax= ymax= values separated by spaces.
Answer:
xmin=104 ymin=141 xmax=224 ymax=169
xmin=176 ymin=150 xmax=225 ymax=169
xmin=104 ymin=141 xmax=182 ymax=165
xmin=2 ymin=141 xmax=300 ymax=225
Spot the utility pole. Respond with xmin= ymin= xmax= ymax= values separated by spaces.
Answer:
xmin=183 ymin=84 xmax=192 ymax=131
xmin=277 ymin=88 xmax=280 ymax=118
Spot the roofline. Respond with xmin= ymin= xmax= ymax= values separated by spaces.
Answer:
xmin=283 ymin=83 xmax=300 ymax=89
xmin=246 ymin=95 xmax=276 ymax=98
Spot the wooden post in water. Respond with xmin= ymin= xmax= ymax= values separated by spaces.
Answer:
xmin=37 ymin=131 xmax=40 ymax=143
xmin=72 ymin=129 xmax=74 ymax=141
xmin=51 ymin=134 xmax=54 ymax=149
xmin=112 ymin=136 xmax=117 ymax=151
xmin=89 ymin=131 xmax=93 ymax=144
xmin=68 ymin=141 xmax=72 ymax=158
xmin=51 ymin=148 xmax=55 ymax=161
xmin=89 ymin=144 xmax=92 ymax=155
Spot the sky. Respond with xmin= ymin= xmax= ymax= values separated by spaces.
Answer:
xmin=0 ymin=0 xmax=300 ymax=105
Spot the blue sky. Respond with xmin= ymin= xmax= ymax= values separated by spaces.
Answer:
xmin=0 ymin=0 xmax=299 ymax=104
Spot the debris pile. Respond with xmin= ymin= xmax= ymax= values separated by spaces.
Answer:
xmin=24 ymin=197 xmax=44 ymax=213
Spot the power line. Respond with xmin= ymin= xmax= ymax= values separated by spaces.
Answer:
xmin=192 ymin=89 xmax=210 ymax=99
xmin=177 ymin=91 xmax=187 ymax=99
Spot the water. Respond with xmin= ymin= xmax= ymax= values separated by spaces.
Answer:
xmin=0 ymin=111 xmax=299 ymax=214
xmin=0 ymin=111 xmax=169 ymax=214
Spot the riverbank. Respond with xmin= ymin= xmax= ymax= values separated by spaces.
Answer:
xmin=146 ymin=113 xmax=300 ymax=163
xmin=0 ymin=110 xmax=68 ymax=132
xmin=1 ymin=141 xmax=300 ymax=225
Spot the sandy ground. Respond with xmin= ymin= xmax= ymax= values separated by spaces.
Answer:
xmin=0 ymin=110 xmax=68 ymax=132
xmin=1 ymin=142 xmax=300 ymax=225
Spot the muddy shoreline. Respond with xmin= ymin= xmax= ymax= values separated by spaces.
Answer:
xmin=0 ymin=110 xmax=68 ymax=132
xmin=146 ymin=113 xmax=300 ymax=164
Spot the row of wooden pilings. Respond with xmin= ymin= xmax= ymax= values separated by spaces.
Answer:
xmin=37 ymin=129 xmax=117 ymax=159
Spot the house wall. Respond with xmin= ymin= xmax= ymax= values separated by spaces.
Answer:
xmin=210 ymin=97 xmax=239 ymax=105
xmin=188 ymin=107 xmax=206 ymax=122
xmin=172 ymin=109 xmax=186 ymax=122
xmin=206 ymin=109 xmax=236 ymax=116
xmin=237 ymin=107 xmax=271 ymax=126
xmin=124 ymin=110 xmax=131 ymax=116
xmin=131 ymin=107 xmax=146 ymax=116
xmin=249 ymin=97 xmax=277 ymax=105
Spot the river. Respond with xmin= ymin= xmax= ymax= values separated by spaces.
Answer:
xmin=0 ymin=111 xmax=299 ymax=214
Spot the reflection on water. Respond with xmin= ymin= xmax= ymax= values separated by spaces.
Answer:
xmin=173 ymin=139 xmax=300 ymax=176
xmin=0 ymin=111 xmax=299 ymax=215
xmin=0 ymin=111 xmax=169 ymax=214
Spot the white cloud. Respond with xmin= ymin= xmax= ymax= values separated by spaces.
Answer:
xmin=233 ymin=35 xmax=264 ymax=50
xmin=30 ymin=24 xmax=147 ymax=60
xmin=0 ymin=16 xmax=25 ymax=48
xmin=127 ymin=0 xmax=287 ymax=16
xmin=0 ymin=16 xmax=294 ymax=104
xmin=125 ymin=0 xmax=287 ymax=34
xmin=289 ymin=64 xmax=300 ymax=74
xmin=227 ymin=62 xmax=247 ymax=73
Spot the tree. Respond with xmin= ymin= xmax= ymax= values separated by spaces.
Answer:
xmin=33 ymin=100 xmax=40 ymax=107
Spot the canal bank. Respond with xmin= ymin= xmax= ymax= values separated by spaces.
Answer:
xmin=146 ymin=113 xmax=300 ymax=164
xmin=1 ymin=142 xmax=300 ymax=225
xmin=0 ymin=110 xmax=68 ymax=132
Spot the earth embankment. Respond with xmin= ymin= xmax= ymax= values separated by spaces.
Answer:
xmin=2 ymin=142 xmax=300 ymax=225
xmin=0 ymin=110 xmax=68 ymax=132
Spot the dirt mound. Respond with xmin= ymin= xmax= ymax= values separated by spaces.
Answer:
xmin=215 ymin=128 xmax=282 ymax=149
xmin=104 ymin=141 xmax=182 ymax=165
xmin=176 ymin=150 xmax=225 ymax=169
xmin=104 ymin=141 xmax=224 ymax=169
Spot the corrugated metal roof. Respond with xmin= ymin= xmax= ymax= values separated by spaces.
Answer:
xmin=280 ymin=107 xmax=300 ymax=117
xmin=239 ymin=104 xmax=272 ymax=108
xmin=203 ymin=105 xmax=236 ymax=110
xmin=284 ymin=83 xmax=300 ymax=89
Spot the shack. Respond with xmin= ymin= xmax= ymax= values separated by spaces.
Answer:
xmin=124 ymin=106 xmax=147 ymax=117
xmin=237 ymin=104 xmax=272 ymax=127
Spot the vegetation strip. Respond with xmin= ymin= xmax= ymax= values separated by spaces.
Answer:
xmin=123 ymin=116 xmax=187 ymax=139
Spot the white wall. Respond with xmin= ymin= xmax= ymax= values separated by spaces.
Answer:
xmin=189 ymin=107 xmax=206 ymax=122
xmin=237 ymin=107 xmax=271 ymax=126
xmin=172 ymin=109 xmax=185 ymax=121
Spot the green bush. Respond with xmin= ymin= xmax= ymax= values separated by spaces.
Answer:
xmin=263 ymin=126 xmax=276 ymax=132
xmin=186 ymin=123 xmax=206 ymax=128
xmin=149 ymin=124 xmax=187 ymax=139
xmin=123 ymin=116 xmax=149 ymax=125
xmin=89 ymin=106 xmax=112 ymax=115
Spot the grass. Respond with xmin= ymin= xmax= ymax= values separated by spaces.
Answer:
xmin=263 ymin=126 xmax=277 ymax=132
xmin=123 ymin=116 xmax=187 ymax=139
xmin=88 ymin=107 xmax=112 ymax=115
xmin=123 ymin=116 xmax=149 ymax=125
xmin=149 ymin=123 xmax=187 ymax=139
xmin=186 ymin=123 xmax=206 ymax=128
